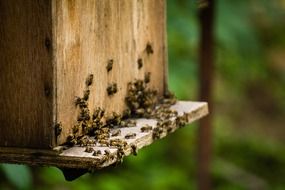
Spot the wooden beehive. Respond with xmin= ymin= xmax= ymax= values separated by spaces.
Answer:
xmin=0 ymin=0 xmax=208 ymax=170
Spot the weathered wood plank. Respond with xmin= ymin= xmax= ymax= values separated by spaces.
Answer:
xmin=0 ymin=0 xmax=54 ymax=148
xmin=0 ymin=101 xmax=208 ymax=169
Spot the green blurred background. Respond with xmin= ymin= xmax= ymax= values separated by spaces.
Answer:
xmin=1 ymin=0 xmax=285 ymax=189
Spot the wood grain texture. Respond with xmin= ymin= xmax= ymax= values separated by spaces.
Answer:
xmin=53 ymin=0 xmax=167 ymax=145
xmin=0 ymin=101 xmax=208 ymax=169
xmin=0 ymin=0 xmax=167 ymax=148
xmin=0 ymin=0 xmax=54 ymax=148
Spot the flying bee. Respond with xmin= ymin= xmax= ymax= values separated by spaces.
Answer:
xmin=85 ymin=146 xmax=94 ymax=153
xmin=85 ymin=74 xmax=94 ymax=86
xmin=106 ymin=59 xmax=113 ymax=72
xmin=125 ymin=132 xmax=136 ymax=139
xmin=137 ymin=58 xmax=143 ymax=69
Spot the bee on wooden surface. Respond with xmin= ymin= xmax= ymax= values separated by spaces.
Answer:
xmin=75 ymin=96 xmax=82 ymax=106
xmin=120 ymin=121 xmax=127 ymax=127
xmin=106 ymin=112 xmax=121 ymax=127
xmin=96 ymin=133 xmax=110 ymax=140
xmin=122 ymin=108 xmax=131 ymax=119
xmin=111 ymin=129 xmax=121 ymax=137
xmin=116 ymin=147 xmax=125 ymax=165
xmin=145 ymin=43 xmax=154 ymax=55
xmin=85 ymin=146 xmax=94 ymax=153
xmin=137 ymin=58 xmax=143 ymax=69
xmin=135 ymin=108 xmax=145 ymax=116
xmin=107 ymin=83 xmax=118 ymax=96
xmin=125 ymin=132 xmax=136 ymax=139
xmin=166 ymin=126 xmax=173 ymax=134
xmin=93 ymin=107 xmax=105 ymax=120
xmin=98 ymin=139 xmax=110 ymax=147
xmin=106 ymin=59 xmax=113 ymax=72
xmin=92 ymin=150 xmax=102 ymax=156
xmin=72 ymin=124 xmax=80 ymax=134
xmin=140 ymin=124 xmax=152 ymax=132
xmin=54 ymin=122 xmax=62 ymax=136
xmin=175 ymin=114 xmax=188 ymax=127
xmin=85 ymin=74 xmax=94 ymax=86
xmin=83 ymin=89 xmax=90 ymax=101
xmin=104 ymin=149 xmax=111 ymax=155
xmin=100 ymin=127 xmax=110 ymax=133
xmin=152 ymin=127 xmax=163 ymax=140
xmin=75 ymin=97 xmax=88 ymax=108
xmin=66 ymin=134 xmax=77 ymax=146
xmin=130 ymin=144 xmax=138 ymax=156
xmin=110 ymin=139 xmax=127 ymax=148
xmin=144 ymin=72 xmax=151 ymax=84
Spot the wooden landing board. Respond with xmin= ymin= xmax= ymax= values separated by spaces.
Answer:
xmin=0 ymin=101 xmax=208 ymax=169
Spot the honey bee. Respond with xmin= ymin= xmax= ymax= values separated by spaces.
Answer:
xmin=92 ymin=150 xmax=102 ymax=156
xmin=83 ymin=89 xmax=90 ymax=101
xmin=75 ymin=97 xmax=82 ymax=106
xmin=145 ymin=43 xmax=154 ymax=55
xmin=140 ymin=124 xmax=152 ymax=132
xmin=144 ymin=72 xmax=151 ymax=84
xmin=152 ymin=127 xmax=163 ymax=140
xmin=85 ymin=146 xmax=94 ymax=153
xmin=116 ymin=147 xmax=125 ymax=164
xmin=106 ymin=59 xmax=113 ymax=72
xmin=104 ymin=149 xmax=111 ymax=155
xmin=122 ymin=108 xmax=131 ymax=119
xmin=125 ymin=132 xmax=136 ymax=139
xmin=111 ymin=129 xmax=121 ymax=137
xmin=66 ymin=134 xmax=77 ymax=146
xmin=98 ymin=139 xmax=110 ymax=147
xmin=107 ymin=83 xmax=118 ymax=96
xmin=85 ymin=74 xmax=94 ymax=86
xmin=130 ymin=144 xmax=138 ymax=156
xmin=137 ymin=58 xmax=143 ymax=69
xmin=72 ymin=124 xmax=80 ymax=134
xmin=135 ymin=108 xmax=145 ymax=116
xmin=54 ymin=122 xmax=62 ymax=136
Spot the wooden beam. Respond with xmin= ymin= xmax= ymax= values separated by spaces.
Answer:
xmin=197 ymin=0 xmax=215 ymax=190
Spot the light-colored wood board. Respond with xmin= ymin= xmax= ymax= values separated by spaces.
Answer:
xmin=53 ymin=0 xmax=167 ymax=145
xmin=0 ymin=0 xmax=54 ymax=148
xmin=0 ymin=101 xmax=208 ymax=169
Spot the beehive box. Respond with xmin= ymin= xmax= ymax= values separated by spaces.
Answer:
xmin=0 ymin=0 xmax=208 ymax=169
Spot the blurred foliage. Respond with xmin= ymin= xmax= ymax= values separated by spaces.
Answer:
xmin=1 ymin=0 xmax=285 ymax=189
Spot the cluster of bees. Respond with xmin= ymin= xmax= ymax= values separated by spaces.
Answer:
xmin=56 ymin=51 xmax=192 ymax=165
xmin=125 ymin=73 xmax=157 ymax=118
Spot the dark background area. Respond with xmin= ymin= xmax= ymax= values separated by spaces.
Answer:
xmin=1 ymin=0 xmax=285 ymax=189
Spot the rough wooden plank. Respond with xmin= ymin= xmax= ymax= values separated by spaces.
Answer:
xmin=0 ymin=101 xmax=208 ymax=169
xmin=0 ymin=0 xmax=54 ymax=148
xmin=53 ymin=0 xmax=167 ymax=145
